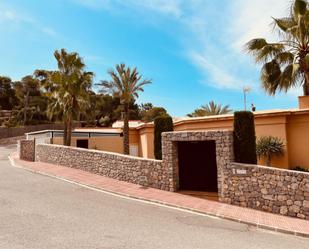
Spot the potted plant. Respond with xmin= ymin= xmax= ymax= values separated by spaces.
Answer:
xmin=256 ymin=136 xmax=284 ymax=166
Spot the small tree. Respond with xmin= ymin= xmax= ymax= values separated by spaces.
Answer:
xmin=256 ymin=136 xmax=284 ymax=166
xmin=187 ymin=101 xmax=232 ymax=117
xmin=154 ymin=115 xmax=173 ymax=159
xmin=233 ymin=111 xmax=257 ymax=164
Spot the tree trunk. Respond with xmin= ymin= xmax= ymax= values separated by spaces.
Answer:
xmin=123 ymin=104 xmax=130 ymax=155
xmin=303 ymin=73 xmax=309 ymax=96
xmin=77 ymin=111 xmax=81 ymax=127
xmin=63 ymin=117 xmax=68 ymax=146
xmin=66 ymin=114 xmax=72 ymax=146
xmin=266 ymin=154 xmax=271 ymax=166
xmin=23 ymin=90 xmax=29 ymax=126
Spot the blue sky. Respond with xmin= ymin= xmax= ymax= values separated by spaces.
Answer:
xmin=0 ymin=0 xmax=300 ymax=117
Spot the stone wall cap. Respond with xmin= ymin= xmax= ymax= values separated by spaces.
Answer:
xmin=163 ymin=129 xmax=232 ymax=135
xmin=231 ymin=162 xmax=309 ymax=176
xmin=162 ymin=129 xmax=233 ymax=136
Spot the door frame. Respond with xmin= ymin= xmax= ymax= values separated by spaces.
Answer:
xmin=177 ymin=140 xmax=218 ymax=192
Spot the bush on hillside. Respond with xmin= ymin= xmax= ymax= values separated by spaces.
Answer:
xmin=154 ymin=115 xmax=173 ymax=159
xmin=233 ymin=111 xmax=257 ymax=164
xmin=291 ymin=166 xmax=309 ymax=173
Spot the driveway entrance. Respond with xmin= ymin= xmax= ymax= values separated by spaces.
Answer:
xmin=178 ymin=141 xmax=218 ymax=193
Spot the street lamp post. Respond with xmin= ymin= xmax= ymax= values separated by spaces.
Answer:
xmin=243 ymin=86 xmax=251 ymax=111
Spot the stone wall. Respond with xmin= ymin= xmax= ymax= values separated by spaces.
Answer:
xmin=223 ymin=162 xmax=309 ymax=220
xmin=0 ymin=123 xmax=66 ymax=139
xmin=18 ymin=130 xmax=309 ymax=220
xmin=35 ymin=144 xmax=168 ymax=190
xmin=19 ymin=139 xmax=35 ymax=162
xmin=0 ymin=135 xmax=25 ymax=145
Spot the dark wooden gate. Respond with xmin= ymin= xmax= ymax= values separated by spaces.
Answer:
xmin=178 ymin=141 xmax=218 ymax=192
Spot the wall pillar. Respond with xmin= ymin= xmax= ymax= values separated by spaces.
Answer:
xmin=19 ymin=139 xmax=35 ymax=162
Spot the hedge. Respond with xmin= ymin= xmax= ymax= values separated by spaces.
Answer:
xmin=233 ymin=111 xmax=257 ymax=164
xmin=154 ymin=115 xmax=173 ymax=159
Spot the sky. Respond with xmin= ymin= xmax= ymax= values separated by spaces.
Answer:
xmin=0 ymin=0 xmax=301 ymax=117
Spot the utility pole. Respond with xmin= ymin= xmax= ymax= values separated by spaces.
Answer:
xmin=243 ymin=86 xmax=251 ymax=111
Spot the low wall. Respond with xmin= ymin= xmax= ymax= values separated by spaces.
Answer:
xmin=35 ymin=144 xmax=168 ymax=190
xmin=223 ymin=163 xmax=309 ymax=220
xmin=0 ymin=135 xmax=25 ymax=145
xmin=0 ymin=123 xmax=66 ymax=139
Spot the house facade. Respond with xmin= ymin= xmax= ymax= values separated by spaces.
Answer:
xmin=26 ymin=96 xmax=309 ymax=170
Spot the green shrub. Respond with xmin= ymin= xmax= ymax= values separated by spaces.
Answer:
xmin=154 ymin=115 xmax=173 ymax=159
xmin=256 ymin=136 xmax=284 ymax=166
xmin=233 ymin=111 xmax=257 ymax=164
xmin=291 ymin=166 xmax=309 ymax=172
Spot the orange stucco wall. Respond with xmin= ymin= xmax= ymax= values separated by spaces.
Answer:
xmin=174 ymin=118 xmax=233 ymax=131
xmin=287 ymin=114 xmax=309 ymax=169
xmin=138 ymin=126 xmax=155 ymax=159
xmin=171 ymin=112 xmax=309 ymax=169
xmin=52 ymin=136 xmax=124 ymax=154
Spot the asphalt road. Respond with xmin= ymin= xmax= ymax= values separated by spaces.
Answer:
xmin=0 ymin=144 xmax=308 ymax=249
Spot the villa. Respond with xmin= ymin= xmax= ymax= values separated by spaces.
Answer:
xmin=26 ymin=96 xmax=309 ymax=170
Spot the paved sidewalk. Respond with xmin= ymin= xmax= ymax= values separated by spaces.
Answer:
xmin=9 ymin=153 xmax=309 ymax=238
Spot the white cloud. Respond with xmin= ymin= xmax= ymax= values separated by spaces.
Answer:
xmin=73 ymin=0 xmax=182 ymax=18
xmin=72 ymin=0 xmax=293 ymax=93
xmin=0 ymin=10 xmax=18 ymax=21
xmin=189 ymin=52 xmax=241 ymax=90
xmin=123 ymin=0 xmax=182 ymax=18
xmin=0 ymin=3 xmax=57 ymax=38
xmin=181 ymin=0 xmax=290 ymax=91
xmin=229 ymin=0 xmax=289 ymax=50
xmin=72 ymin=0 xmax=111 ymax=10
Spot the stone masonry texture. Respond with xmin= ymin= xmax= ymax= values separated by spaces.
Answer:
xmin=225 ymin=162 xmax=309 ymax=220
xmin=19 ymin=130 xmax=309 ymax=220
xmin=19 ymin=139 xmax=35 ymax=162
xmin=35 ymin=144 xmax=168 ymax=190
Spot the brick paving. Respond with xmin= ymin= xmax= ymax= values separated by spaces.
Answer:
xmin=9 ymin=153 xmax=309 ymax=238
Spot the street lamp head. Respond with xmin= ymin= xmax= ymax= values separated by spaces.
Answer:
xmin=243 ymin=86 xmax=251 ymax=93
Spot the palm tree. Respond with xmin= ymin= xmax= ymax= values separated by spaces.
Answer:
xmin=38 ymin=49 xmax=93 ymax=146
xmin=99 ymin=64 xmax=151 ymax=154
xmin=15 ymin=75 xmax=40 ymax=125
xmin=187 ymin=101 xmax=232 ymax=117
xmin=246 ymin=0 xmax=309 ymax=95
xmin=256 ymin=136 xmax=284 ymax=166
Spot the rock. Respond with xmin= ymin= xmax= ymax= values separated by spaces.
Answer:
xmin=280 ymin=206 xmax=288 ymax=215
xmin=261 ymin=188 xmax=268 ymax=195
xmin=303 ymin=200 xmax=309 ymax=208
xmin=277 ymin=195 xmax=287 ymax=201
xmin=289 ymin=205 xmax=300 ymax=213
xmin=297 ymin=213 xmax=306 ymax=219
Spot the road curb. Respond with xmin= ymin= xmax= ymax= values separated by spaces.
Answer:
xmin=8 ymin=154 xmax=309 ymax=239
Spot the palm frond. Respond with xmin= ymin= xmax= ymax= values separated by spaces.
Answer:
xmin=261 ymin=60 xmax=282 ymax=95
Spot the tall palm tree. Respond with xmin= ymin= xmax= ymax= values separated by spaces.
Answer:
xmin=246 ymin=0 xmax=309 ymax=95
xmin=187 ymin=101 xmax=232 ymax=117
xmin=38 ymin=49 xmax=93 ymax=146
xmin=99 ymin=64 xmax=151 ymax=154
